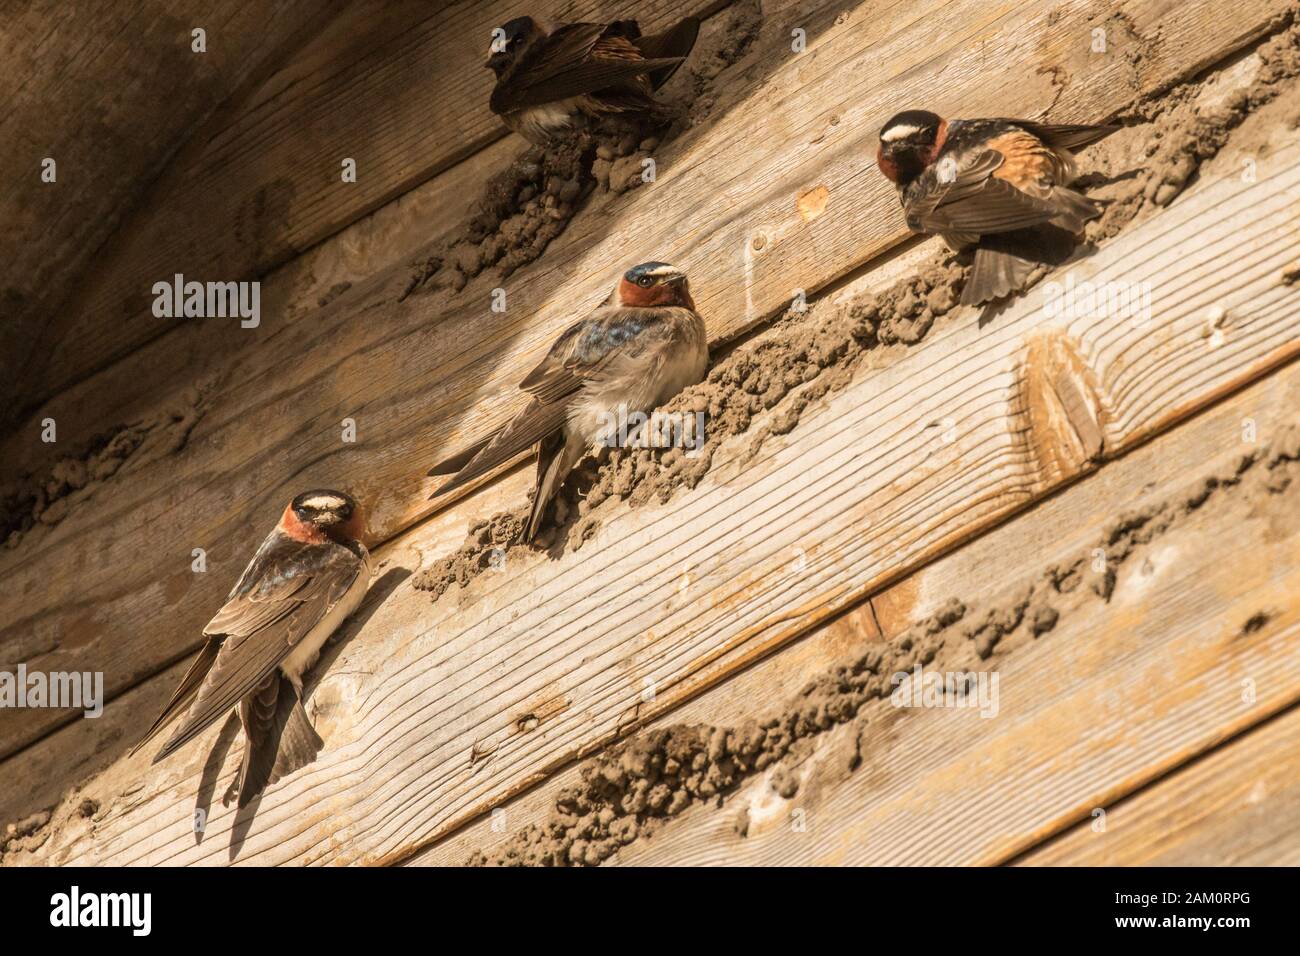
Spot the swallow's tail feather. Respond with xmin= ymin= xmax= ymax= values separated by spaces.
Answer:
xmin=593 ymin=89 xmax=684 ymax=124
xmin=525 ymin=431 xmax=585 ymax=543
xmin=234 ymin=673 xmax=323 ymax=808
xmin=963 ymin=225 xmax=1079 ymax=308
xmin=963 ymin=245 xmax=1039 ymax=307
xmin=634 ymin=16 xmax=700 ymax=89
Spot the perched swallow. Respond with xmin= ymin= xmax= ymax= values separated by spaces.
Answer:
xmin=876 ymin=110 xmax=1117 ymax=308
xmin=486 ymin=15 xmax=700 ymax=144
xmin=134 ymin=490 xmax=370 ymax=808
xmin=429 ymin=262 xmax=708 ymax=541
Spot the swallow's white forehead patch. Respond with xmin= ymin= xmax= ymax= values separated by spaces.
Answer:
xmin=881 ymin=123 xmax=925 ymax=142
xmin=642 ymin=264 xmax=681 ymax=277
xmin=301 ymin=494 xmax=347 ymax=511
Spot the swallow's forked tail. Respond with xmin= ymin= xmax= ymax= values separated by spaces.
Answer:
xmin=429 ymin=400 xmax=569 ymax=502
xmin=964 ymin=244 xmax=1040 ymax=307
xmin=525 ymin=431 xmax=585 ymax=543
xmin=427 ymin=437 xmax=490 ymax=478
xmin=962 ymin=223 xmax=1080 ymax=309
xmin=232 ymin=673 xmax=323 ymax=809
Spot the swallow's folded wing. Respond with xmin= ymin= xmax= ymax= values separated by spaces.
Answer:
xmin=129 ymin=637 xmax=222 ymax=756
xmin=525 ymin=306 xmax=677 ymax=394
xmin=631 ymin=16 xmax=700 ymax=90
xmin=908 ymin=149 xmax=1062 ymax=236
xmin=429 ymin=398 xmax=571 ymax=499
xmin=1006 ymin=120 xmax=1119 ymax=153
xmin=429 ymin=317 xmax=605 ymax=496
xmin=431 ymin=309 xmax=678 ymax=498
xmin=491 ymin=21 xmax=684 ymax=112
xmin=149 ymin=535 xmax=366 ymax=763
xmin=518 ymin=312 xmax=618 ymax=401
xmin=427 ymin=436 xmax=492 ymax=477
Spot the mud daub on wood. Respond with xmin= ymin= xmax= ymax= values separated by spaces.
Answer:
xmin=468 ymin=423 xmax=1300 ymax=866
xmin=0 ymin=389 xmax=204 ymax=551
xmin=399 ymin=1 xmax=766 ymax=302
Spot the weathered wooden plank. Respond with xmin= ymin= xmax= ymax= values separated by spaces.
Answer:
xmin=611 ymin=465 xmax=1300 ymax=864
xmin=15 ymin=139 xmax=1300 ymax=866
xmin=410 ymin=593 xmax=890 ymax=866
xmin=1015 ymin=704 xmax=1300 ymax=866
xmin=0 ymin=0 xmax=344 ymax=431
xmin=2 ymin=0 xmax=1285 ymax=762
xmin=0 ymin=657 xmax=188 ymax=842
xmin=17 ymin=0 xmax=720 ymax=421
xmin=3 ymin=133 xmax=526 ymax=482
xmin=420 ymin=350 xmax=1300 ymax=866
xmin=263 ymin=135 xmax=524 ymax=332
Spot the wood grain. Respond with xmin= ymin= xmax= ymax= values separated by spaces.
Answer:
xmin=407 ymin=597 xmax=887 ymax=866
xmin=17 ymin=0 xmax=720 ymax=421
xmin=2 ymin=0 xmax=1286 ymax=763
xmin=416 ymin=347 xmax=1300 ymax=866
xmin=1015 ymin=704 xmax=1300 ymax=866
xmin=612 ymin=474 xmax=1300 ymax=864
xmin=14 ymin=142 xmax=1300 ymax=865
xmin=418 ymin=340 xmax=1300 ymax=863
xmin=0 ymin=0 xmax=343 ymax=430
xmin=3 ymin=133 xmax=527 ymax=480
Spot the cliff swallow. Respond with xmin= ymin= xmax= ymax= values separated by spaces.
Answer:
xmin=487 ymin=15 xmax=700 ymax=144
xmin=429 ymin=262 xmax=708 ymax=541
xmin=134 ymin=490 xmax=371 ymax=808
xmin=876 ymin=110 xmax=1117 ymax=308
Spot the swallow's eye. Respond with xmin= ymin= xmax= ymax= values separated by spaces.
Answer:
xmin=637 ymin=276 xmax=654 ymax=288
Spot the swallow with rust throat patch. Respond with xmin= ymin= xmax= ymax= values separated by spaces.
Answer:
xmin=876 ymin=110 xmax=1118 ymax=311
xmin=428 ymin=262 xmax=708 ymax=542
xmin=134 ymin=490 xmax=371 ymax=808
xmin=486 ymin=14 xmax=700 ymax=144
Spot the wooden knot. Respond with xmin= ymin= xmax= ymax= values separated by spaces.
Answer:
xmin=1016 ymin=331 xmax=1109 ymax=487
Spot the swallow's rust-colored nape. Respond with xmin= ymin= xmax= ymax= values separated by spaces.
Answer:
xmin=927 ymin=118 xmax=949 ymax=165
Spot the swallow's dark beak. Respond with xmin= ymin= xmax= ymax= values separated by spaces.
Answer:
xmin=486 ymin=51 xmax=510 ymax=74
